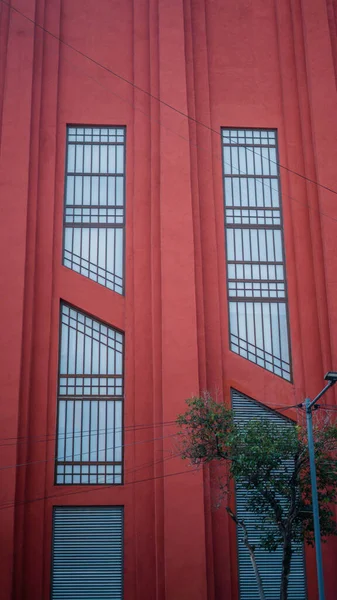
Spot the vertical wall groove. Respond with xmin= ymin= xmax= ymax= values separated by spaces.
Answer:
xmin=13 ymin=0 xmax=45 ymax=595
xmin=294 ymin=0 xmax=333 ymax=377
xmin=149 ymin=0 xmax=165 ymax=596
xmin=0 ymin=0 xmax=10 ymax=149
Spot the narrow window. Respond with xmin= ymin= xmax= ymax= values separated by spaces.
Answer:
xmin=222 ymin=129 xmax=291 ymax=380
xmin=232 ymin=389 xmax=306 ymax=599
xmin=56 ymin=303 xmax=124 ymax=484
xmin=51 ymin=506 xmax=123 ymax=599
xmin=63 ymin=126 xmax=125 ymax=294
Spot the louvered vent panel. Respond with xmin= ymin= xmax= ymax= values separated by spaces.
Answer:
xmin=51 ymin=506 xmax=123 ymax=599
xmin=232 ymin=389 xmax=306 ymax=599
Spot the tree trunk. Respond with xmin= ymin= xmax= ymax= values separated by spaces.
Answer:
xmin=244 ymin=539 xmax=265 ymax=600
xmin=280 ymin=534 xmax=292 ymax=600
xmin=226 ymin=508 xmax=265 ymax=600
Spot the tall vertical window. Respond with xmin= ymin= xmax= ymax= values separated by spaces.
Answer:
xmin=222 ymin=129 xmax=291 ymax=380
xmin=56 ymin=304 xmax=124 ymax=484
xmin=63 ymin=126 xmax=125 ymax=294
xmin=232 ymin=389 xmax=306 ymax=599
xmin=51 ymin=506 xmax=123 ymax=599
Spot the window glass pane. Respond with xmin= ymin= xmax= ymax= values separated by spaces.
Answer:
xmin=238 ymin=147 xmax=247 ymax=174
xmin=240 ymin=178 xmax=248 ymax=206
xmin=263 ymin=179 xmax=271 ymax=206
xmin=271 ymin=302 xmax=281 ymax=359
xmin=250 ymin=230 xmax=258 ymax=261
xmin=232 ymin=178 xmax=240 ymax=205
xmin=274 ymin=230 xmax=283 ymax=261
xmin=74 ymin=176 xmax=82 ymax=205
xmin=66 ymin=176 xmax=74 ymax=204
xmin=226 ymin=229 xmax=235 ymax=261
xmin=258 ymin=230 xmax=266 ymax=261
xmin=266 ymin=230 xmax=275 ymax=262
xmin=242 ymin=230 xmax=251 ymax=261
xmin=116 ymin=145 xmax=124 ymax=173
xmin=108 ymin=146 xmax=116 ymax=173
xmin=92 ymin=145 xmax=99 ymax=172
xmin=75 ymin=145 xmax=83 ymax=172
xmin=229 ymin=302 xmax=238 ymax=337
xmin=67 ymin=145 xmax=75 ymax=172
xmin=115 ymin=401 xmax=123 ymax=461
xmin=99 ymin=176 xmax=107 ymax=205
xmin=269 ymin=147 xmax=278 ymax=175
xmin=223 ymin=147 xmax=231 ymax=174
xmin=247 ymin=178 xmax=256 ymax=206
xmin=100 ymin=145 xmax=108 ymax=173
xmin=246 ymin=303 xmax=255 ymax=346
xmin=253 ymin=147 xmax=262 ymax=175
xmin=83 ymin=145 xmax=91 ymax=172
xmin=255 ymin=178 xmax=263 ymax=206
xmin=57 ymin=401 xmax=66 ymax=460
xmin=235 ymin=229 xmax=243 ymax=261
xmin=279 ymin=302 xmax=290 ymax=364
xmin=238 ymin=303 xmax=247 ymax=344
xmin=83 ymin=176 xmax=91 ymax=204
xmin=246 ymin=147 xmax=255 ymax=174
xmin=262 ymin=147 xmax=270 ymax=175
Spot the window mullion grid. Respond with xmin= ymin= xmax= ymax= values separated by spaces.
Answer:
xmin=56 ymin=305 xmax=124 ymax=485
xmin=223 ymin=129 xmax=291 ymax=380
xmin=63 ymin=127 xmax=125 ymax=294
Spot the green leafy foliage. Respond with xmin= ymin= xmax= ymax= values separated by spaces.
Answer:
xmin=177 ymin=394 xmax=337 ymax=599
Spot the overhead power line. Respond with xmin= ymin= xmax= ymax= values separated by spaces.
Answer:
xmin=57 ymin=47 xmax=337 ymax=228
xmin=0 ymin=420 xmax=176 ymax=446
xmin=272 ymin=403 xmax=304 ymax=411
xmin=0 ymin=0 xmax=336 ymax=236
xmin=0 ymin=401 xmax=308 ymax=448
xmin=0 ymin=401 xmax=312 ymax=472
xmin=0 ymin=455 xmax=199 ymax=513
xmin=2 ymin=0 xmax=337 ymax=200
xmin=0 ymin=432 xmax=177 ymax=472
xmin=3 ymin=0 xmax=337 ymax=228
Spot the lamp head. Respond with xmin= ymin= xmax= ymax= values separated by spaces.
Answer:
xmin=324 ymin=372 xmax=337 ymax=383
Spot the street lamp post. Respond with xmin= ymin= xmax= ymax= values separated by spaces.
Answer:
xmin=304 ymin=372 xmax=337 ymax=600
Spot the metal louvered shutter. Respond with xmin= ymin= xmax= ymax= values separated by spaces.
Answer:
xmin=51 ymin=506 xmax=123 ymax=600
xmin=232 ymin=390 xmax=307 ymax=600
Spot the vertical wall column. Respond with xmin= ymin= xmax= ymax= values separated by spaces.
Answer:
xmin=130 ymin=0 xmax=157 ymax=597
xmin=186 ymin=0 xmax=237 ymax=596
xmin=0 ymin=2 xmax=36 ymax=598
xmin=15 ymin=1 xmax=62 ymax=597
xmin=274 ymin=0 xmax=325 ymax=394
xmin=158 ymin=1 xmax=208 ymax=598
xmin=298 ymin=1 xmax=337 ymax=595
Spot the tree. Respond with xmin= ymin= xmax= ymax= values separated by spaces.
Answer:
xmin=177 ymin=395 xmax=337 ymax=600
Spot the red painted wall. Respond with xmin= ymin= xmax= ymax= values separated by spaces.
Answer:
xmin=1 ymin=0 xmax=337 ymax=598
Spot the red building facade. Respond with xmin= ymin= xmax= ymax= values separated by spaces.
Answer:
xmin=1 ymin=0 xmax=337 ymax=598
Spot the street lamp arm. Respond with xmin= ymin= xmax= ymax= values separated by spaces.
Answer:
xmin=307 ymin=379 xmax=337 ymax=412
